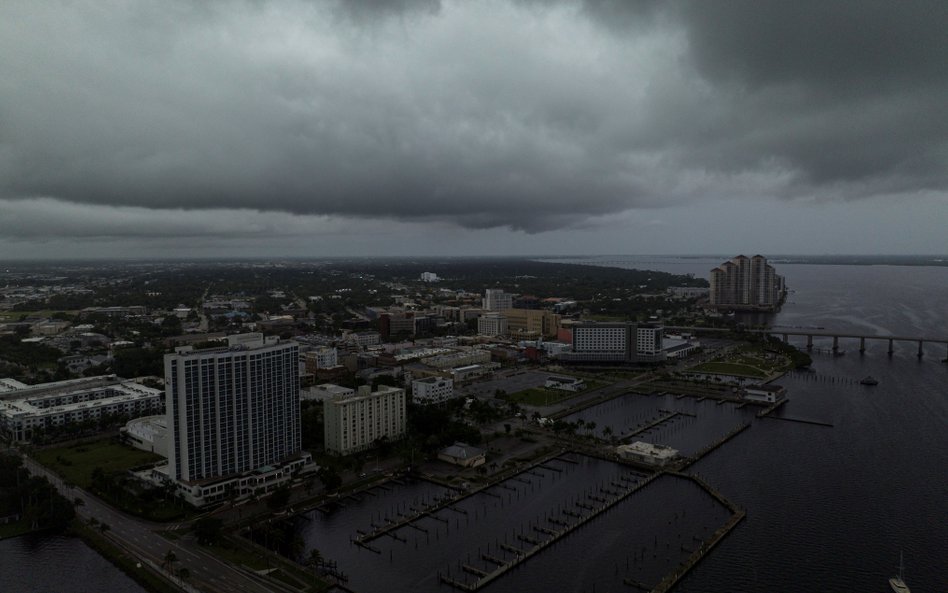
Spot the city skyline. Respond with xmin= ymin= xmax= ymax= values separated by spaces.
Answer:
xmin=1 ymin=1 xmax=947 ymax=259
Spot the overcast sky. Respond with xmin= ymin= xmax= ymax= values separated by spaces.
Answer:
xmin=1 ymin=0 xmax=946 ymax=259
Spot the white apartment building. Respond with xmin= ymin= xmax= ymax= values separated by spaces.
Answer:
xmin=324 ymin=385 xmax=406 ymax=455
xmin=164 ymin=333 xmax=302 ymax=483
xmin=0 ymin=375 xmax=164 ymax=442
xmin=412 ymin=377 xmax=455 ymax=406
xmin=478 ymin=313 xmax=508 ymax=337
xmin=483 ymin=289 xmax=513 ymax=312
xmin=420 ymin=272 xmax=440 ymax=283
xmin=303 ymin=346 xmax=338 ymax=371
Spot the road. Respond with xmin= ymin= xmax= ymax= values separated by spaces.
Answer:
xmin=20 ymin=454 xmax=284 ymax=593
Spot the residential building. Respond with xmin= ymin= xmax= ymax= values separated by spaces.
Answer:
xmin=324 ymin=385 xmax=407 ymax=455
xmin=667 ymin=286 xmax=710 ymax=299
xmin=164 ymin=333 xmax=304 ymax=485
xmin=709 ymin=255 xmax=786 ymax=311
xmin=0 ymin=375 xmax=163 ymax=442
xmin=420 ymin=272 xmax=440 ymax=283
xmin=301 ymin=383 xmax=354 ymax=402
xmin=412 ymin=377 xmax=454 ymax=406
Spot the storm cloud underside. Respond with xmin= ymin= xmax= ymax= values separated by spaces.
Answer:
xmin=1 ymin=0 xmax=946 ymax=250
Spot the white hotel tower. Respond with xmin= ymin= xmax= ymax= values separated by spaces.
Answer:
xmin=164 ymin=333 xmax=301 ymax=482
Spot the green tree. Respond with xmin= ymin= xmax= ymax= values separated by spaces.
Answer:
xmin=193 ymin=517 xmax=223 ymax=546
xmin=267 ymin=485 xmax=292 ymax=510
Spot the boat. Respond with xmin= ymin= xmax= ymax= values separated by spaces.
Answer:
xmin=860 ymin=375 xmax=879 ymax=386
xmin=889 ymin=551 xmax=910 ymax=593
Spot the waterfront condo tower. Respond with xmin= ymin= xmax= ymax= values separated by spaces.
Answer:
xmin=164 ymin=333 xmax=300 ymax=482
xmin=709 ymin=254 xmax=785 ymax=311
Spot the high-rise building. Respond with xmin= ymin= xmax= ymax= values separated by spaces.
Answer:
xmin=324 ymin=385 xmax=406 ymax=455
xmin=483 ymin=289 xmax=513 ymax=312
xmin=164 ymin=333 xmax=301 ymax=483
xmin=709 ymin=255 xmax=785 ymax=311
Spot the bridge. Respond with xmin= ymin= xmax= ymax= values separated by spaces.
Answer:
xmin=666 ymin=326 xmax=948 ymax=359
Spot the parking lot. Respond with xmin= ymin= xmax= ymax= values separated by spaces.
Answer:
xmin=457 ymin=369 xmax=576 ymax=399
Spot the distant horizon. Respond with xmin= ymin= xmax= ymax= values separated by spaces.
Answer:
xmin=2 ymin=253 xmax=947 ymax=265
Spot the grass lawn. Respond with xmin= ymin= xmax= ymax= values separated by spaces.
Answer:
xmin=34 ymin=439 xmax=163 ymax=488
xmin=689 ymin=361 xmax=767 ymax=378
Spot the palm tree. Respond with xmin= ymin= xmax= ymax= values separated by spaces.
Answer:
xmin=162 ymin=549 xmax=177 ymax=575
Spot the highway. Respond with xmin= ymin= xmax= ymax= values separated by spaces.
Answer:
xmin=20 ymin=454 xmax=285 ymax=593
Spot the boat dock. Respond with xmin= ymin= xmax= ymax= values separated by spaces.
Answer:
xmin=439 ymin=472 xmax=661 ymax=591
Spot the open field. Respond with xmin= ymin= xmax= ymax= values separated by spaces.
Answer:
xmin=507 ymin=381 xmax=606 ymax=406
xmin=33 ymin=439 xmax=163 ymax=488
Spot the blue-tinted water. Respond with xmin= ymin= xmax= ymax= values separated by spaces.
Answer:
xmin=0 ymin=533 xmax=148 ymax=593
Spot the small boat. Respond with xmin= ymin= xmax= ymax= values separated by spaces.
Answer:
xmin=889 ymin=551 xmax=910 ymax=593
xmin=860 ymin=376 xmax=879 ymax=386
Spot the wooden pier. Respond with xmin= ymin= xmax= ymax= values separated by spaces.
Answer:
xmin=679 ymin=421 xmax=752 ymax=468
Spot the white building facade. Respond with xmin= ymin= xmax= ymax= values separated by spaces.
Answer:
xmin=411 ymin=377 xmax=454 ymax=406
xmin=164 ymin=334 xmax=302 ymax=483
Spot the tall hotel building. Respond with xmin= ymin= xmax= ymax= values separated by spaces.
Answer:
xmin=709 ymin=255 xmax=786 ymax=311
xmin=164 ymin=333 xmax=304 ymax=486
xmin=561 ymin=322 xmax=665 ymax=363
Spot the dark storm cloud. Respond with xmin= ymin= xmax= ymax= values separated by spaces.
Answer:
xmin=0 ymin=0 xmax=945 ymax=239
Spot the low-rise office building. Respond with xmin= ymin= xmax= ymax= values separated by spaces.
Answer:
xmin=743 ymin=384 xmax=787 ymax=403
xmin=438 ymin=442 xmax=486 ymax=467
xmin=412 ymin=377 xmax=455 ymax=406
xmin=477 ymin=313 xmax=508 ymax=337
xmin=615 ymin=441 xmax=679 ymax=467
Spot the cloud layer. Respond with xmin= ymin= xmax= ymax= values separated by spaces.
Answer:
xmin=1 ymin=0 xmax=946 ymax=242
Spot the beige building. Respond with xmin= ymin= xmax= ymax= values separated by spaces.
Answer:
xmin=477 ymin=312 xmax=508 ymax=337
xmin=504 ymin=308 xmax=561 ymax=338
xmin=324 ymin=385 xmax=407 ymax=455
xmin=709 ymin=254 xmax=785 ymax=311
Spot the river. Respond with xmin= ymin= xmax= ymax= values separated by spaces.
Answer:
xmin=3 ymin=257 xmax=945 ymax=592
xmin=292 ymin=256 xmax=946 ymax=593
